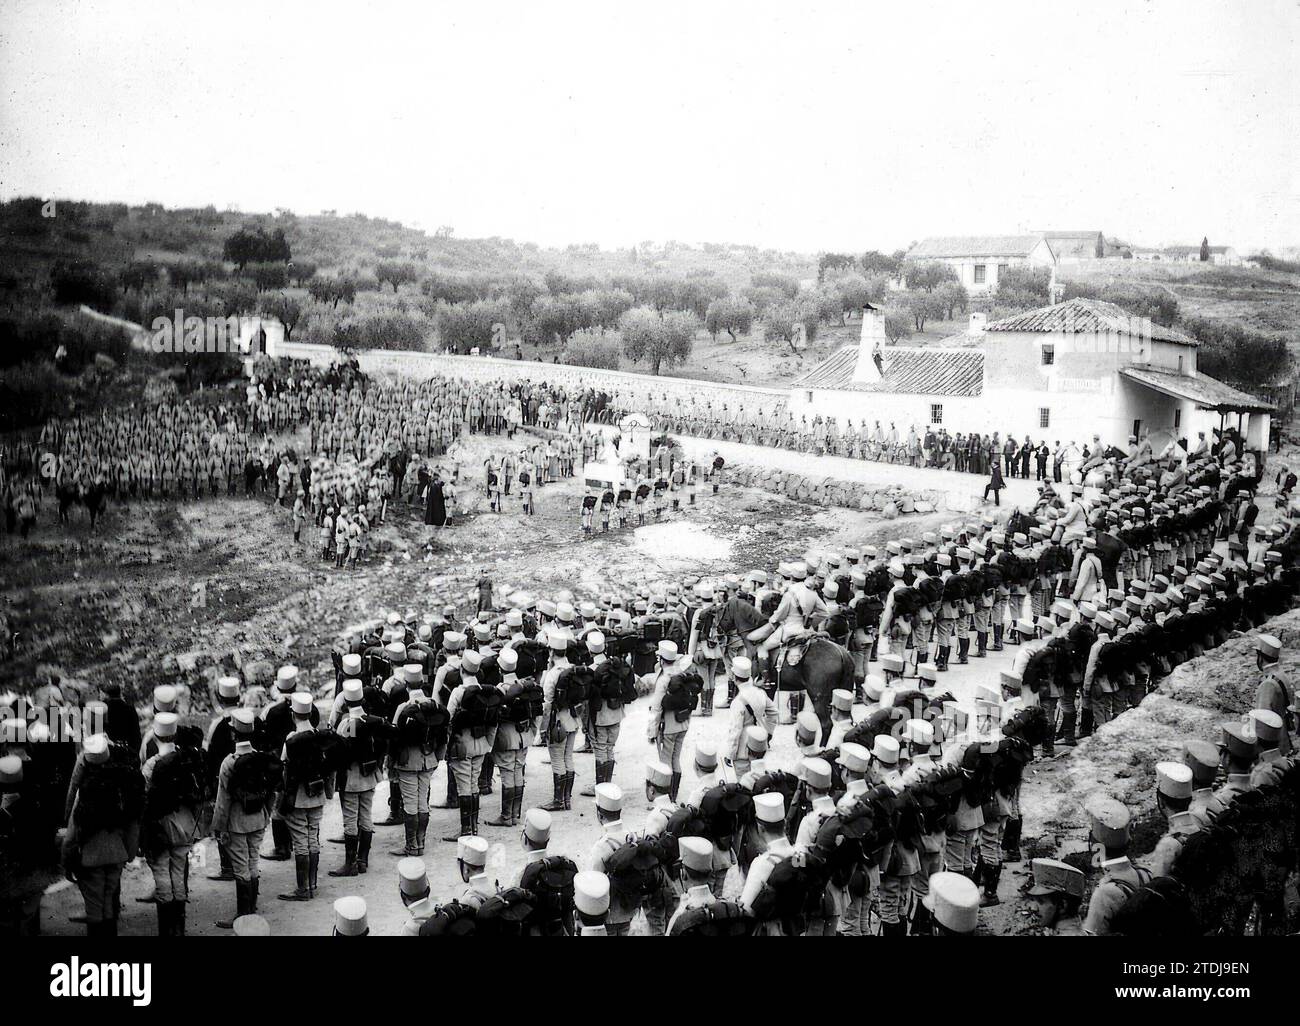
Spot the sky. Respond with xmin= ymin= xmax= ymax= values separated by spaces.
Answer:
xmin=1 ymin=0 xmax=1297 ymax=254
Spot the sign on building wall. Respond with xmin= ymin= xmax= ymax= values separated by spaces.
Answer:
xmin=1050 ymin=376 xmax=1112 ymax=395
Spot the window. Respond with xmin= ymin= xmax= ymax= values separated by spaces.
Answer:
xmin=1039 ymin=407 xmax=1051 ymax=429
xmin=930 ymin=403 xmax=943 ymax=424
xmin=998 ymin=263 xmax=1009 ymax=278
xmin=1132 ymin=419 xmax=1142 ymax=439
xmin=804 ymin=390 xmax=813 ymax=403
xmin=1041 ymin=344 xmax=1055 ymax=365
xmin=1177 ymin=355 xmax=1184 ymax=374
xmin=1174 ymin=409 xmax=1181 ymax=430
xmin=973 ymin=264 xmax=986 ymax=284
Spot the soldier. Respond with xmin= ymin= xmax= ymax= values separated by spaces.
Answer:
xmin=211 ymin=711 xmax=276 ymax=930
xmin=332 ymin=895 xmax=369 ymax=937
xmin=574 ymin=870 xmax=612 ymax=936
xmin=540 ymin=633 xmax=581 ymax=812
xmin=277 ymin=692 xmax=331 ymax=902
xmin=140 ymin=714 xmax=203 ymax=935
xmin=443 ymin=649 xmax=500 ymax=840
xmin=1027 ymin=858 xmax=1086 ymax=934
xmin=329 ymin=680 xmax=390 ymax=877
xmin=397 ymin=857 xmax=436 ymax=936
xmin=261 ymin=665 xmax=311 ymax=861
xmin=581 ymin=631 xmax=631 ymax=797
xmin=921 ymin=871 xmax=980 ymax=935
xmin=62 ymin=734 xmax=143 ymax=937
xmin=138 ymin=684 xmax=179 ymax=764
xmin=666 ymin=836 xmax=717 ymax=934
xmin=454 ymin=835 xmax=494 ymax=908
xmin=738 ymin=791 xmax=799 ymax=936
xmin=646 ymin=640 xmax=693 ymax=802
xmin=388 ymin=686 xmax=442 ymax=857
xmin=1253 ymin=634 xmax=1293 ymax=756
xmin=1081 ymin=797 xmax=1149 ymax=935
xmin=485 ymin=647 xmax=540 ymax=828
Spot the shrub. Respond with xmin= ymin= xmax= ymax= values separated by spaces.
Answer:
xmin=564 ymin=328 xmax=622 ymax=370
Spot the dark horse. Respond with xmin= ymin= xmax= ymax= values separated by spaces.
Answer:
xmin=56 ymin=482 xmax=108 ymax=530
xmin=775 ymin=637 xmax=856 ymax=746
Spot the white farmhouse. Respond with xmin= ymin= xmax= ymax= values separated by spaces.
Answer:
xmin=790 ymin=299 xmax=1272 ymax=454
xmin=904 ymin=235 xmax=1057 ymax=293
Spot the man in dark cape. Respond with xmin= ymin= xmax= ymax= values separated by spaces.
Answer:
xmin=425 ymin=476 xmax=446 ymax=527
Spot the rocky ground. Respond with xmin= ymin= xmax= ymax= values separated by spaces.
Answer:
xmin=4 ymin=427 xmax=1294 ymax=935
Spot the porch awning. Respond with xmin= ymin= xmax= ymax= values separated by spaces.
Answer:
xmin=1119 ymin=366 xmax=1275 ymax=414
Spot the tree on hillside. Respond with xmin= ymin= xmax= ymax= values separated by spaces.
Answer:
xmin=118 ymin=261 xmax=161 ymax=294
xmin=222 ymin=227 xmax=290 ymax=269
xmin=750 ymin=271 xmax=800 ymax=299
xmin=832 ymin=274 xmax=873 ymax=324
xmin=705 ymin=297 xmax=755 ymax=341
xmin=247 ymin=262 xmax=289 ymax=292
xmin=902 ymin=290 xmax=945 ymax=332
xmin=619 ymin=306 xmax=696 ymax=375
xmin=259 ymin=294 xmax=302 ymax=340
xmin=860 ymin=250 xmax=901 ymax=277
xmin=817 ymin=253 xmax=856 ymax=281
xmin=902 ymin=260 xmax=957 ymax=293
xmin=1200 ymin=237 xmax=1210 ymax=262
xmin=763 ymin=300 xmax=821 ymax=352
xmin=375 ymin=260 xmax=420 ymax=292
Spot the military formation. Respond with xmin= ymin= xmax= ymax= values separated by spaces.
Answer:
xmin=3 ymin=355 xmax=1299 ymax=936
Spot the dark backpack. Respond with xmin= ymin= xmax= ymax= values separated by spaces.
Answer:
xmin=699 ymin=782 xmax=755 ymax=847
xmin=228 ymin=750 xmax=283 ymax=814
xmin=396 ymin=701 xmax=449 ymax=753
xmin=146 ymin=746 xmax=206 ymax=819
xmin=74 ymin=759 xmax=145 ymax=837
xmin=418 ymin=900 xmax=479 ymax=937
xmin=452 ymin=684 xmax=503 ymax=738
xmin=669 ymin=899 xmax=753 ymax=937
xmin=553 ymin=666 xmax=593 ymax=717
xmin=475 ymin=887 xmax=536 ymax=937
xmin=853 ymin=595 xmax=884 ymax=630
xmin=519 ymin=855 xmax=578 ymax=932
xmin=662 ymin=670 xmax=703 ymax=720
xmin=605 ymin=836 xmax=665 ymax=902
xmin=503 ymin=678 xmax=544 ymax=725
xmin=891 ymin=586 xmax=923 ymax=617
xmin=750 ymin=851 xmax=829 ymax=931
xmin=593 ymin=659 xmax=637 ymax=711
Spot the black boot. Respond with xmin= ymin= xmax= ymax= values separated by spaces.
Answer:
xmin=957 ymin=637 xmax=970 ymax=664
xmin=980 ymin=862 xmax=1003 ymax=907
xmin=390 ymin=817 xmax=418 ymax=856
xmin=376 ymin=785 xmax=404 ymax=826
xmin=445 ymin=797 xmax=473 ymax=841
xmin=356 ymin=830 xmax=372 ymax=874
xmin=700 ymin=690 xmax=714 ymax=717
xmin=992 ymin=624 xmax=1004 ymax=652
xmin=1057 ymin=707 xmax=1077 ymax=746
xmin=217 ymin=879 xmax=245 ymax=929
xmin=909 ymin=900 xmax=933 ymax=936
xmin=542 ymin=773 xmax=566 ymax=812
xmin=249 ymin=877 xmax=259 ymax=912
xmin=416 ymin=812 xmax=429 ymax=855
xmin=437 ymin=765 xmax=459 ymax=808
xmin=935 ymin=646 xmax=949 ymax=672
xmin=563 ymin=772 xmax=575 ymax=810
xmin=156 ymin=901 xmax=172 ymax=936
xmin=478 ymin=755 xmax=495 ymax=795
xmin=470 ymin=793 xmax=481 ymax=835
xmin=511 ymin=786 xmax=524 ymax=824
xmin=308 ymin=853 xmax=319 ymax=896
xmin=208 ymin=842 xmax=236 ymax=881
xmin=278 ymin=856 xmax=312 ymax=901
xmin=329 ymin=835 xmax=359 ymax=876
xmin=485 ymin=786 xmax=516 ymax=827
xmin=1002 ymin=818 xmax=1023 ymax=862
xmin=880 ymin=918 xmax=907 ymax=937
xmin=976 ymin=632 xmax=987 ymax=658
xmin=173 ymin=901 xmax=187 ymax=937
xmin=1079 ymin=707 xmax=1095 ymax=738
xmin=669 ymin=772 xmax=681 ymax=803
xmin=263 ymin=819 xmax=292 ymax=860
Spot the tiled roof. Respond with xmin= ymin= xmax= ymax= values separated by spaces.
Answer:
xmin=792 ymin=345 xmax=984 ymax=397
xmin=1119 ymin=367 xmax=1275 ymax=413
xmin=984 ymin=297 xmax=1198 ymax=346
xmin=905 ymin=235 xmax=1048 ymax=259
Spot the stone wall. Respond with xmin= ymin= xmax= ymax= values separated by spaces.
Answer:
xmin=725 ymin=464 xmax=938 ymax=516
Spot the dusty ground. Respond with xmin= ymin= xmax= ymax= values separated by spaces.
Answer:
xmin=3 ymin=427 xmax=1291 ymax=935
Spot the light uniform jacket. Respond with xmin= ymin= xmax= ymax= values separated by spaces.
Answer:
xmin=1082 ymin=856 xmax=1148 ymax=935
xmin=541 ymin=659 xmax=582 ymax=734
xmin=281 ymin=723 xmax=330 ymax=810
xmin=389 ymin=698 xmax=439 ymax=773
xmin=446 ymin=678 xmax=498 ymax=758
xmin=667 ymin=884 xmax=717 ymax=935
xmin=646 ymin=661 xmax=691 ymax=739
xmin=725 ymin=685 xmax=779 ymax=761
xmin=589 ymin=654 xmax=626 ymax=728
xmin=494 ymin=675 xmax=537 ymax=752
xmin=336 ymin=712 xmax=384 ymax=792
xmin=211 ymin=751 xmax=272 ymax=835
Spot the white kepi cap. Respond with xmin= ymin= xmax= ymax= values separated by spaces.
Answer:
xmin=332 ymin=896 xmax=368 ymax=936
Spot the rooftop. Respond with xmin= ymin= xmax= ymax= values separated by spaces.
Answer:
xmin=1119 ymin=366 xmax=1275 ymax=413
xmin=792 ymin=345 xmax=984 ymax=397
xmin=905 ymin=235 xmax=1050 ymax=260
xmin=983 ymin=297 xmax=1199 ymax=346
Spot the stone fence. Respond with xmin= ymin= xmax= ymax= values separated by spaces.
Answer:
xmin=272 ymin=341 xmax=788 ymax=413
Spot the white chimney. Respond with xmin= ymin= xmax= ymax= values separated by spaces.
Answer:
xmin=968 ymin=311 xmax=987 ymax=335
xmin=853 ymin=305 xmax=887 ymax=383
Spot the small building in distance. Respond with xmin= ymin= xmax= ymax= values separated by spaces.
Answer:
xmin=1040 ymin=230 xmax=1106 ymax=264
xmin=903 ymin=235 xmax=1056 ymax=293
xmin=789 ymin=298 xmax=1272 ymax=455
xmin=1132 ymin=243 xmax=1242 ymax=266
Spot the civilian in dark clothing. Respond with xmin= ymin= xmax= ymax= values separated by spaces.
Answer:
xmin=984 ymin=462 xmax=1005 ymax=506
xmin=101 ymin=683 xmax=141 ymax=753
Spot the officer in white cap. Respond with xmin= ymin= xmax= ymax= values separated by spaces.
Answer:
xmin=485 ymin=645 xmax=539 ymax=827
xmin=540 ymin=631 xmax=581 ymax=812
xmin=739 ymin=792 xmax=798 ymax=935
xmin=574 ymin=870 xmax=611 ymax=936
xmin=63 ymin=734 xmax=139 ymax=936
xmin=666 ymin=836 xmax=717 ymax=934
xmin=646 ymin=639 xmax=692 ymax=802
xmin=332 ymin=895 xmax=369 ymax=937
xmin=396 ymin=856 xmax=436 ymax=935
xmin=922 ymin=871 xmax=980 ymax=935
xmin=724 ymin=657 xmax=777 ymax=780
xmin=277 ymin=692 xmax=331 ymax=902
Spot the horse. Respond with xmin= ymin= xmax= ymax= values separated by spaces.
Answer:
xmin=775 ymin=636 xmax=856 ymax=746
xmin=56 ymin=482 xmax=107 ymax=529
